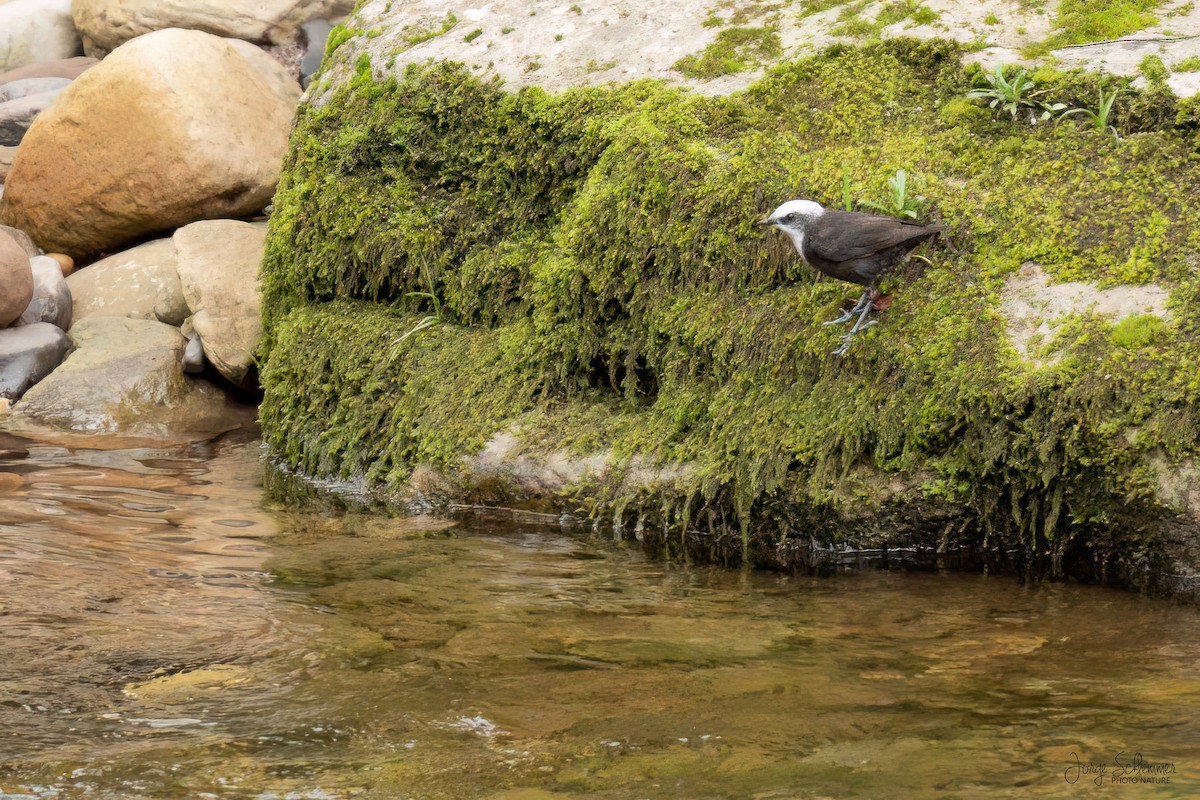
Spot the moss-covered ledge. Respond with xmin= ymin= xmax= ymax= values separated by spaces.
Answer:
xmin=260 ymin=40 xmax=1200 ymax=597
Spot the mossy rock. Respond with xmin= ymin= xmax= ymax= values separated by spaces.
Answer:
xmin=261 ymin=39 xmax=1200 ymax=592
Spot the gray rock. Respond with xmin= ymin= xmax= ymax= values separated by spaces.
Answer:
xmin=0 ymin=77 xmax=71 ymax=103
xmin=18 ymin=255 xmax=71 ymax=329
xmin=0 ymin=321 xmax=70 ymax=400
xmin=0 ymin=224 xmax=40 ymax=257
xmin=182 ymin=332 xmax=205 ymax=373
xmin=12 ymin=316 xmax=240 ymax=435
xmin=0 ymin=87 xmax=66 ymax=146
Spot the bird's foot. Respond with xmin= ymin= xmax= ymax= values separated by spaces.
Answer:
xmin=822 ymin=289 xmax=875 ymax=326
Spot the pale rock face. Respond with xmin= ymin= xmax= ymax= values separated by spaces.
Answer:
xmin=66 ymin=237 xmax=186 ymax=325
xmin=0 ymin=86 xmax=68 ymax=146
xmin=70 ymin=0 xmax=358 ymax=56
xmin=0 ymin=228 xmax=33 ymax=326
xmin=11 ymin=316 xmax=238 ymax=435
xmin=0 ymin=223 xmax=39 ymax=257
xmin=174 ymin=219 xmax=267 ymax=388
xmin=17 ymin=254 xmax=72 ymax=329
xmin=0 ymin=56 xmax=97 ymax=85
xmin=0 ymin=0 xmax=82 ymax=73
xmin=0 ymin=28 xmax=301 ymax=257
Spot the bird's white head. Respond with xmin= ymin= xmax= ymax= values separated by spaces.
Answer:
xmin=759 ymin=199 xmax=825 ymax=257
xmin=760 ymin=199 xmax=825 ymax=231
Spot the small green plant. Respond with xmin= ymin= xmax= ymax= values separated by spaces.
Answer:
xmin=860 ymin=169 xmax=927 ymax=220
xmin=703 ymin=13 xmax=725 ymax=27
xmin=402 ymin=12 xmax=458 ymax=46
xmin=1174 ymin=56 xmax=1200 ymax=72
xmin=967 ymin=64 xmax=1066 ymax=123
xmin=1139 ymin=54 xmax=1169 ymax=83
xmin=463 ymin=28 xmax=483 ymax=43
xmin=1059 ymin=84 xmax=1121 ymax=137
xmin=983 ymin=12 xmax=1001 ymax=24
xmin=501 ymin=26 xmax=515 ymax=34
xmin=392 ymin=291 xmax=446 ymax=350
xmin=555 ymin=33 xmax=564 ymax=41
xmin=569 ymin=3 xmax=583 ymax=13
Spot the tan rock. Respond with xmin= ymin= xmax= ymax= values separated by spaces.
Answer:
xmin=0 ymin=56 xmax=98 ymax=85
xmin=44 ymin=252 xmax=72 ymax=276
xmin=66 ymin=237 xmax=185 ymax=324
xmin=175 ymin=219 xmax=266 ymax=387
xmin=0 ymin=144 xmax=14 ymax=181
xmin=12 ymin=316 xmax=240 ymax=436
xmin=0 ymin=28 xmax=300 ymax=258
xmin=0 ymin=229 xmax=32 ymax=326
xmin=71 ymin=0 xmax=357 ymax=56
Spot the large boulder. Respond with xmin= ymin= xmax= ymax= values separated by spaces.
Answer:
xmin=71 ymin=0 xmax=356 ymax=57
xmin=18 ymin=254 xmax=71 ymax=329
xmin=66 ymin=237 xmax=186 ymax=325
xmin=0 ymin=0 xmax=82 ymax=73
xmin=0 ymin=229 xmax=32 ymax=326
xmin=175 ymin=219 xmax=266 ymax=387
xmin=0 ymin=28 xmax=300 ymax=258
xmin=0 ymin=322 xmax=71 ymax=400
xmin=0 ymin=86 xmax=67 ymax=146
xmin=0 ymin=56 xmax=97 ymax=85
xmin=11 ymin=316 xmax=238 ymax=435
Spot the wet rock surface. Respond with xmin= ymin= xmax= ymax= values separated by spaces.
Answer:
xmin=17 ymin=254 xmax=71 ymax=329
xmin=0 ymin=321 xmax=71 ymax=400
xmin=66 ymin=237 xmax=184 ymax=324
xmin=11 ymin=316 xmax=242 ymax=436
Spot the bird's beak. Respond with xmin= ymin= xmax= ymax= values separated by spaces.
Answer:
xmin=757 ymin=216 xmax=774 ymax=227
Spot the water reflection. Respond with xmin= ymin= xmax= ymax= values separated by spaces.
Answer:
xmin=0 ymin=433 xmax=1197 ymax=798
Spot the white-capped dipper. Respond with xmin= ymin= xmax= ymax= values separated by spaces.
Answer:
xmin=760 ymin=199 xmax=943 ymax=355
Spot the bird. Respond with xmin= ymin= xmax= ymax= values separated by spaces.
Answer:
xmin=759 ymin=199 xmax=943 ymax=355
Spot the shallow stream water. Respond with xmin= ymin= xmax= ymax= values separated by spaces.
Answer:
xmin=1 ymin=430 xmax=1198 ymax=798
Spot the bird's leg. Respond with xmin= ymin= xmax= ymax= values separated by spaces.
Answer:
xmin=822 ymin=288 xmax=874 ymax=326
xmin=832 ymin=289 xmax=880 ymax=356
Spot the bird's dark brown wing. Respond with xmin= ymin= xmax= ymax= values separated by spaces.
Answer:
xmin=807 ymin=210 xmax=942 ymax=263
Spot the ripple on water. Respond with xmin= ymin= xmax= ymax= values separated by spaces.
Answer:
xmin=0 ymin=435 xmax=1197 ymax=798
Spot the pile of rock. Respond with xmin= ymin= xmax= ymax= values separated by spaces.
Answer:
xmin=0 ymin=0 xmax=349 ymax=436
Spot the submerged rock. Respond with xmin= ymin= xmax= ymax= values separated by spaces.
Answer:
xmin=175 ymin=219 xmax=267 ymax=389
xmin=12 ymin=316 xmax=240 ymax=436
xmin=0 ymin=230 xmax=33 ymax=327
xmin=0 ymin=322 xmax=71 ymax=400
xmin=67 ymin=237 xmax=186 ymax=325
xmin=18 ymin=255 xmax=71 ymax=330
xmin=0 ymin=28 xmax=301 ymax=258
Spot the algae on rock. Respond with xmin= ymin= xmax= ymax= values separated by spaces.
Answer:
xmin=261 ymin=39 xmax=1200 ymax=591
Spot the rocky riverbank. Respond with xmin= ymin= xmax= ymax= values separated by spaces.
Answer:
xmin=0 ymin=0 xmax=351 ymax=438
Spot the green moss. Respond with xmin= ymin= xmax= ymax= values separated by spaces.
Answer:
xmin=1024 ymin=0 xmax=1164 ymax=57
xmin=263 ymin=39 xmax=1200 ymax=584
xmin=402 ymin=12 xmax=458 ymax=47
xmin=1111 ymin=315 xmax=1168 ymax=349
xmin=1175 ymin=56 xmax=1200 ymax=72
xmin=463 ymin=28 xmax=483 ymax=43
xmin=1139 ymin=54 xmax=1170 ymax=83
xmin=983 ymin=12 xmax=1000 ymax=24
xmin=673 ymin=26 xmax=782 ymax=79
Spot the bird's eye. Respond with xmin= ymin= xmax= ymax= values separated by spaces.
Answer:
xmin=785 ymin=213 xmax=799 ymax=222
